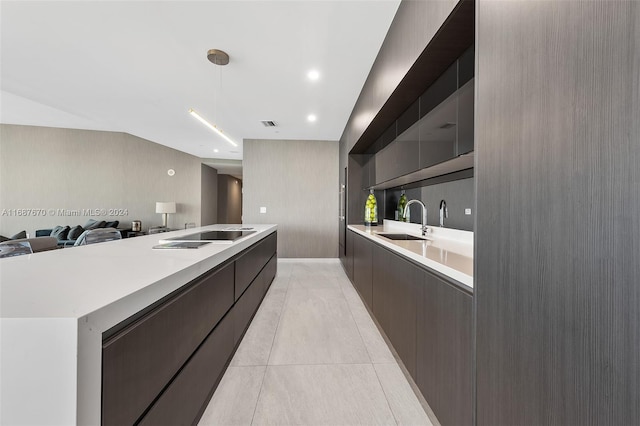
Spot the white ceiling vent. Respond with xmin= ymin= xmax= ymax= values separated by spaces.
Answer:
xmin=260 ymin=120 xmax=277 ymax=127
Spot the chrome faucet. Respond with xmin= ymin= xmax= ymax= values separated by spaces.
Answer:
xmin=404 ymin=199 xmax=428 ymax=236
xmin=439 ymin=199 xmax=448 ymax=227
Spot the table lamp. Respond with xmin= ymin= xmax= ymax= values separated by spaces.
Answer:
xmin=156 ymin=202 xmax=176 ymax=227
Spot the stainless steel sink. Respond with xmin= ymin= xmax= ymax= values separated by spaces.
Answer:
xmin=376 ymin=233 xmax=428 ymax=241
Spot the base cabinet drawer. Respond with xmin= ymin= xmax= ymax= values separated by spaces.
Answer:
xmin=102 ymin=232 xmax=277 ymax=426
xmin=417 ymin=271 xmax=473 ymax=426
xmin=263 ymin=255 xmax=277 ymax=294
xmin=139 ymin=314 xmax=234 ymax=426
xmin=101 ymin=262 xmax=234 ymax=426
xmin=235 ymin=232 xmax=277 ymax=300
xmin=234 ymin=254 xmax=277 ymax=344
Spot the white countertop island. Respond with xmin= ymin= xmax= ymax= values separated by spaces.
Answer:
xmin=0 ymin=224 xmax=277 ymax=425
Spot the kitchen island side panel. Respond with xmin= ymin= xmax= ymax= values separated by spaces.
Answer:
xmin=0 ymin=318 xmax=78 ymax=425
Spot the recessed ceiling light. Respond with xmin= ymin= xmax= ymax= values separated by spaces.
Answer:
xmin=307 ymin=70 xmax=320 ymax=81
xmin=307 ymin=114 xmax=317 ymax=122
xmin=213 ymin=149 xmax=219 ymax=153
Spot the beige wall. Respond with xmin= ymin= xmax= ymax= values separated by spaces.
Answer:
xmin=217 ymin=174 xmax=242 ymax=224
xmin=243 ymin=139 xmax=338 ymax=258
xmin=0 ymin=124 xmax=202 ymax=236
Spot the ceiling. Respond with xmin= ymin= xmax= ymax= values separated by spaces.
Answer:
xmin=0 ymin=0 xmax=400 ymax=167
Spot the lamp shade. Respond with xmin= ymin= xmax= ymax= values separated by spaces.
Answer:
xmin=156 ymin=202 xmax=176 ymax=214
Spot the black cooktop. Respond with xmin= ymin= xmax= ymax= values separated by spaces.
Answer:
xmin=165 ymin=230 xmax=255 ymax=242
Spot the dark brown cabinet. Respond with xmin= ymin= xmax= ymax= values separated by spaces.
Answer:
xmin=372 ymin=243 xmax=420 ymax=377
xmin=418 ymin=94 xmax=457 ymax=169
xmin=139 ymin=314 xmax=234 ymax=426
xmin=374 ymin=141 xmax=396 ymax=184
xmin=345 ymin=231 xmax=472 ymax=425
xmin=417 ymin=270 xmax=473 ymax=426
xmin=420 ymin=60 xmax=458 ymax=121
xmin=363 ymin=47 xmax=475 ymax=188
xmin=418 ymin=79 xmax=474 ymax=169
xmin=418 ymin=46 xmax=474 ymax=167
xmin=394 ymin=123 xmax=420 ymax=177
xmin=102 ymin=232 xmax=277 ymax=426
xmin=234 ymin=253 xmax=274 ymax=344
xmin=235 ymin=231 xmax=277 ymax=300
xmin=374 ymin=102 xmax=420 ymax=185
xmin=102 ymin=262 xmax=235 ymax=426
xmin=455 ymin=79 xmax=474 ymax=156
xmin=352 ymin=232 xmax=373 ymax=308
xmin=456 ymin=46 xmax=474 ymax=156
xmin=418 ymin=61 xmax=458 ymax=170
xmin=346 ymin=229 xmax=354 ymax=281
xmin=358 ymin=155 xmax=376 ymax=190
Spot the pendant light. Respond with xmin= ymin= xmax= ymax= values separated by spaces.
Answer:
xmin=189 ymin=49 xmax=237 ymax=147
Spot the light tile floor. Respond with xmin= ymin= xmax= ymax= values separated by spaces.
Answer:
xmin=199 ymin=259 xmax=433 ymax=426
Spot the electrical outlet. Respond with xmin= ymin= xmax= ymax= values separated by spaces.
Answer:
xmin=465 ymin=208 xmax=472 ymax=215
xmin=260 ymin=207 xmax=267 ymax=214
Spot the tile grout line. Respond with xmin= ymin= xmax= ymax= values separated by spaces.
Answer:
xmin=265 ymin=267 xmax=293 ymax=367
xmin=372 ymin=364 xmax=400 ymax=426
xmin=249 ymin=366 xmax=269 ymax=426
xmin=254 ymin=261 xmax=399 ymax=424
xmin=265 ymin=362 xmax=387 ymax=369
xmin=337 ymin=277 xmax=375 ymax=366
xmin=234 ymin=362 xmax=396 ymax=368
xmin=336 ymin=269 xmax=398 ymax=425
xmin=250 ymin=264 xmax=293 ymax=425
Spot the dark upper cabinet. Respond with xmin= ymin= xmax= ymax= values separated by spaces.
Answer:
xmin=374 ymin=103 xmax=419 ymax=185
xmin=417 ymin=271 xmax=472 ymax=426
xmin=369 ymin=49 xmax=475 ymax=185
xmin=366 ymin=155 xmax=375 ymax=189
xmin=456 ymin=79 xmax=474 ymax=156
xmin=358 ymin=154 xmax=376 ymax=190
xmin=457 ymin=45 xmax=474 ymax=88
xmin=397 ymin=99 xmax=420 ymax=135
xmin=394 ymin=100 xmax=421 ymax=177
xmin=360 ymin=160 xmax=368 ymax=190
xmin=420 ymin=62 xmax=457 ymax=119
xmin=382 ymin=122 xmax=397 ymax=146
xmin=419 ymin=89 xmax=458 ymax=169
xmin=375 ymin=141 xmax=396 ymax=184
xmin=419 ymin=78 xmax=475 ymax=168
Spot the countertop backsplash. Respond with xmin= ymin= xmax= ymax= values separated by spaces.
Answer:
xmin=384 ymin=176 xmax=474 ymax=231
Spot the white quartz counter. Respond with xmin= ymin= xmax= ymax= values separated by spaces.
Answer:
xmin=348 ymin=220 xmax=473 ymax=290
xmin=0 ymin=224 xmax=277 ymax=425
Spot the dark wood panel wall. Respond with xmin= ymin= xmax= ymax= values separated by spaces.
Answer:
xmin=475 ymin=2 xmax=640 ymax=424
